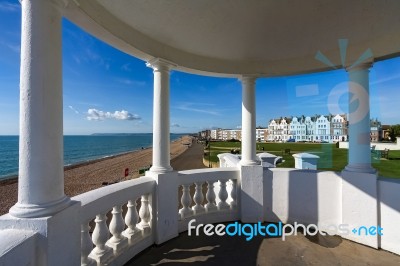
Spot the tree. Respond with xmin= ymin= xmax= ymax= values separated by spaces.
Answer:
xmin=389 ymin=124 xmax=400 ymax=142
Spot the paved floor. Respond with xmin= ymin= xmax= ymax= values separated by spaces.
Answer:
xmin=126 ymin=222 xmax=400 ymax=266
xmin=127 ymin=144 xmax=400 ymax=265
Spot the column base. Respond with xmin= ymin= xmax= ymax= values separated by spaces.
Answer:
xmin=0 ymin=201 xmax=81 ymax=266
xmin=240 ymin=165 xmax=264 ymax=223
xmin=9 ymin=195 xmax=71 ymax=218
xmin=341 ymin=169 xmax=378 ymax=248
xmin=239 ymin=159 xmax=260 ymax=166
xmin=345 ymin=164 xmax=377 ymax=174
xmin=145 ymin=170 xmax=178 ymax=244
xmin=149 ymin=165 xmax=173 ymax=174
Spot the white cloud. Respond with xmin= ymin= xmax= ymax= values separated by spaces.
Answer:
xmin=176 ymin=102 xmax=220 ymax=116
xmin=87 ymin=109 xmax=141 ymax=121
xmin=371 ymin=73 xmax=400 ymax=85
xmin=0 ymin=2 xmax=19 ymax=12
xmin=121 ymin=63 xmax=132 ymax=72
xmin=115 ymin=78 xmax=146 ymax=86
xmin=0 ymin=41 xmax=20 ymax=53
xmin=171 ymin=123 xmax=180 ymax=128
xmin=68 ymin=105 xmax=80 ymax=114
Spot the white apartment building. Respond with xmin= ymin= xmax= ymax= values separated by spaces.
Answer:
xmin=211 ymin=129 xmax=242 ymax=141
xmin=331 ymin=114 xmax=348 ymax=142
xmin=315 ymin=115 xmax=331 ymax=142
xmin=256 ymin=128 xmax=268 ymax=142
xmin=289 ymin=117 xmax=307 ymax=141
xmin=267 ymin=118 xmax=291 ymax=142
xmin=267 ymin=114 xmax=348 ymax=143
xmin=304 ymin=116 xmax=316 ymax=141
xmin=210 ymin=114 xmax=349 ymax=143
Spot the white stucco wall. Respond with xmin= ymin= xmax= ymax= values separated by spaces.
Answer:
xmin=379 ymin=178 xmax=400 ymax=255
xmin=263 ymin=168 xmax=341 ymax=227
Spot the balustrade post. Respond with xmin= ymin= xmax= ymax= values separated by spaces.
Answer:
xmin=218 ymin=180 xmax=230 ymax=210
xmin=192 ymin=182 xmax=205 ymax=214
xmin=205 ymin=181 xmax=218 ymax=212
xmin=179 ymin=184 xmax=194 ymax=218
xmin=107 ymin=205 xmax=128 ymax=254
xmin=123 ymin=199 xmax=141 ymax=244
xmin=138 ymin=194 xmax=152 ymax=235
xmin=81 ymin=223 xmax=96 ymax=266
xmin=230 ymin=179 xmax=238 ymax=210
xmin=89 ymin=213 xmax=113 ymax=264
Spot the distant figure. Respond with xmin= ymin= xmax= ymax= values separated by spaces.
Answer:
xmin=262 ymin=147 xmax=265 ymax=151
xmin=141 ymin=147 xmax=144 ymax=150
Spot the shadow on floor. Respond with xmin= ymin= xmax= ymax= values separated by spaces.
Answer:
xmin=126 ymin=222 xmax=400 ymax=266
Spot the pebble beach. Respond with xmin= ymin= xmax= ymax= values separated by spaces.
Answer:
xmin=0 ymin=136 xmax=193 ymax=215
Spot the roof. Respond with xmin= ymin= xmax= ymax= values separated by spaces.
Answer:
xmin=62 ymin=0 xmax=400 ymax=77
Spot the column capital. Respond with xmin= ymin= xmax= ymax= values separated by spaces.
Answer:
xmin=239 ymin=75 xmax=258 ymax=84
xmin=146 ymin=58 xmax=177 ymax=72
xmin=345 ymin=61 xmax=373 ymax=72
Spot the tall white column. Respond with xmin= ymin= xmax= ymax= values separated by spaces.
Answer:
xmin=240 ymin=76 xmax=259 ymax=165
xmin=146 ymin=59 xmax=174 ymax=173
xmin=345 ymin=62 xmax=375 ymax=173
xmin=9 ymin=0 xmax=70 ymax=218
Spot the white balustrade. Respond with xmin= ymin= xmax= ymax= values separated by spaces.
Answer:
xmin=81 ymin=223 xmax=96 ymax=266
xmin=205 ymin=181 xmax=218 ymax=212
xmin=73 ymin=177 xmax=155 ymax=266
xmin=192 ymin=182 xmax=205 ymax=215
xmin=179 ymin=184 xmax=194 ymax=218
xmin=74 ymin=169 xmax=239 ymax=265
xmin=218 ymin=180 xmax=230 ymax=210
xmin=107 ymin=205 xmax=128 ymax=254
xmin=123 ymin=199 xmax=141 ymax=243
xmin=230 ymin=179 xmax=238 ymax=210
xmin=138 ymin=194 xmax=152 ymax=235
xmin=89 ymin=214 xmax=113 ymax=264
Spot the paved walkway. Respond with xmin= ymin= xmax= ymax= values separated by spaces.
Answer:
xmin=126 ymin=222 xmax=400 ymax=266
xmin=171 ymin=140 xmax=207 ymax=171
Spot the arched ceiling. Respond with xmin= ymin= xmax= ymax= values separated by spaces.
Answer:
xmin=63 ymin=0 xmax=400 ymax=77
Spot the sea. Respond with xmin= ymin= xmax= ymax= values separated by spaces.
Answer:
xmin=0 ymin=133 xmax=186 ymax=180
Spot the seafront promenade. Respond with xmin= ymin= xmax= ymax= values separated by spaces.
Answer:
xmin=0 ymin=136 xmax=194 ymax=215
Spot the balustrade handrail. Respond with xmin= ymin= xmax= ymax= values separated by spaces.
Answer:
xmin=73 ymin=176 xmax=155 ymax=222
xmin=177 ymin=167 xmax=239 ymax=185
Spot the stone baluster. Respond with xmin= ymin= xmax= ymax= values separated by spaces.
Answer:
xmin=230 ymin=179 xmax=238 ymax=210
xmin=81 ymin=222 xmax=96 ymax=266
xmin=123 ymin=199 xmax=141 ymax=243
xmin=192 ymin=182 xmax=205 ymax=215
xmin=89 ymin=214 xmax=112 ymax=264
xmin=218 ymin=180 xmax=230 ymax=210
xmin=138 ymin=194 xmax=152 ymax=235
xmin=107 ymin=205 xmax=128 ymax=254
xmin=179 ymin=184 xmax=194 ymax=219
xmin=205 ymin=181 xmax=217 ymax=212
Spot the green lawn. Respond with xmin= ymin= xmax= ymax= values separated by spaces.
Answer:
xmin=205 ymin=141 xmax=400 ymax=178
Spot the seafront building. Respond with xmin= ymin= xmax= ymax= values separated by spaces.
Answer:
xmin=207 ymin=115 xmax=381 ymax=144
xmin=1 ymin=1 xmax=400 ymax=265
xmin=268 ymin=114 xmax=347 ymax=143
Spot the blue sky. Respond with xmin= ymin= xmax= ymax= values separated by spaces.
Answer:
xmin=0 ymin=1 xmax=399 ymax=135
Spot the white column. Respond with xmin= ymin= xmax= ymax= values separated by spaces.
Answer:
xmin=146 ymin=58 xmax=174 ymax=173
xmin=240 ymin=75 xmax=259 ymax=165
xmin=9 ymin=0 xmax=70 ymax=218
xmin=345 ymin=62 xmax=375 ymax=173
